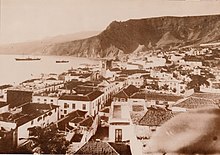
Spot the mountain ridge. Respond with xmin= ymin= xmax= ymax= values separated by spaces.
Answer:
xmin=0 ymin=31 xmax=100 ymax=55
xmin=1 ymin=14 xmax=220 ymax=57
xmin=47 ymin=14 xmax=220 ymax=57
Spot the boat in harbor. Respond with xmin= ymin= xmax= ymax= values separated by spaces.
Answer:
xmin=15 ymin=57 xmax=41 ymax=61
xmin=56 ymin=60 xmax=69 ymax=63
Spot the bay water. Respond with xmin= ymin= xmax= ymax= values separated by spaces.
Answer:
xmin=0 ymin=55 xmax=99 ymax=85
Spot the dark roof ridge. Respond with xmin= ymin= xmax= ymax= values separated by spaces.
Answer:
xmin=106 ymin=142 xmax=120 ymax=155
xmin=122 ymin=90 xmax=129 ymax=97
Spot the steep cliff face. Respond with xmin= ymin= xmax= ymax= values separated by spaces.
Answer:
xmin=48 ymin=15 xmax=220 ymax=57
xmin=1 ymin=15 xmax=220 ymax=57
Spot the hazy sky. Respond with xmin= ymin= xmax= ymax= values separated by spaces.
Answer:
xmin=1 ymin=0 xmax=220 ymax=44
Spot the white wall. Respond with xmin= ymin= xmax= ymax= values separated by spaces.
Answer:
xmin=58 ymin=100 xmax=90 ymax=118
xmin=33 ymin=83 xmax=64 ymax=94
xmin=0 ymin=105 xmax=9 ymax=113
xmin=128 ymin=99 xmax=148 ymax=110
xmin=109 ymin=124 xmax=131 ymax=142
xmin=17 ymin=107 xmax=58 ymax=146
xmin=200 ymin=87 xmax=220 ymax=93
xmin=130 ymin=125 xmax=144 ymax=155
xmin=58 ymin=93 xmax=104 ymax=118
xmin=0 ymin=121 xmax=16 ymax=131
xmin=81 ymin=115 xmax=99 ymax=143
xmin=0 ymin=89 xmax=7 ymax=102
xmin=32 ymin=96 xmax=58 ymax=105
xmin=127 ymin=78 xmax=144 ymax=88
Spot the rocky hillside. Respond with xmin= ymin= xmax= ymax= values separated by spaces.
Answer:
xmin=46 ymin=14 xmax=220 ymax=57
xmin=1 ymin=14 xmax=220 ymax=57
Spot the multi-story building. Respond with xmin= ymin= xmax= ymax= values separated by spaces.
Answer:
xmin=109 ymin=85 xmax=139 ymax=142
xmin=0 ymin=103 xmax=59 ymax=150
xmin=127 ymin=73 xmax=145 ymax=88
xmin=14 ymin=78 xmax=64 ymax=95
xmin=58 ymin=90 xmax=104 ymax=118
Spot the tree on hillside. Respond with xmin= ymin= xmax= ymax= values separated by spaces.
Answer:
xmin=187 ymin=75 xmax=209 ymax=92
xmin=65 ymin=80 xmax=82 ymax=94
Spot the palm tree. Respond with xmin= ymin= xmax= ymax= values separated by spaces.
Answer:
xmin=187 ymin=75 xmax=209 ymax=92
xmin=21 ymin=124 xmax=70 ymax=154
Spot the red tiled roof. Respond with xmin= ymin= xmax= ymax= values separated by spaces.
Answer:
xmin=87 ymin=91 xmax=103 ymax=101
xmin=176 ymin=97 xmax=218 ymax=109
xmin=120 ymin=69 xmax=149 ymax=75
xmin=192 ymin=93 xmax=220 ymax=104
xmin=108 ymin=142 xmax=132 ymax=155
xmin=130 ymin=111 xmax=146 ymax=125
xmin=59 ymin=90 xmax=103 ymax=101
xmin=71 ymin=134 xmax=83 ymax=143
xmin=57 ymin=110 xmax=87 ymax=130
xmin=75 ymin=141 xmax=117 ymax=155
xmin=124 ymin=85 xmax=139 ymax=97
xmin=113 ymin=90 xmax=128 ymax=99
xmin=70 ymin=117 xmax=84 ymax=123
xmin=79 ymin=116 xmax=94 ymax=127
xmin=131 ymin=92 xmax=182 ymax=102
xmin=114 ymin=85 xmax=139 ymax=98
xmin=0 ymin=102 xmax=8 ymax=108
xmin=59 ymin=94 xmax=90 ymax=101
xmin=100 ymin=107 xmax=110 ymax=113
xmin=139 ymin=106 xmax=174 ymax=126
xmin=0 ymin=103 xmax=58 ymax=127
xmin=75 ymin=141 xmax=131 ymax=155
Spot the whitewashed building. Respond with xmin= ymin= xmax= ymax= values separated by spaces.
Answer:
xmin=0 ymin=103 xmax=59 ymax=147
xmin=58 ymin=90 xmax=104 ymax=118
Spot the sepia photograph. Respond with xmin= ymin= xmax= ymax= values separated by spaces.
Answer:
xmin=0 ymin=0 xmax=220 ymax=154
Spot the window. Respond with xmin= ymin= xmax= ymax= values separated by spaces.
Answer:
xmin=72 ymin=104 xmax=75 ymax=109
xmin=31 ymin=120 xmax=34 ymax=125
xmin=82 ymin=104 xmax=86 ymax=110
xmin=64 ymin=110 xmax=67 ymax=114
xmin=156 ymin=100 xmax=159 ymax=104
xmin=115 ymin=129 xmax=122 ymax=142
xmin=64 ymin=103 xmax=69 ymax=108
xmin=61 ymin=115 xmax=64 ymax=118
xmin=163 ymin=101 xmax=168 ymax=105
xmin=150 ymin=126 xmax=157 ymax=132
xmin=51 ymin=99 xmax=53 ymax=103
xmin=37 ymin=98 xmax=40 ymax=102
xmin=121 ymin=98 xmax=126 ymax=102
xmin=44 ymin=99 xmax=47 ymax=103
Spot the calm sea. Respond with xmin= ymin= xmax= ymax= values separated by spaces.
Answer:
xmin=0 ymin=55 xmax=99 ymax=85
